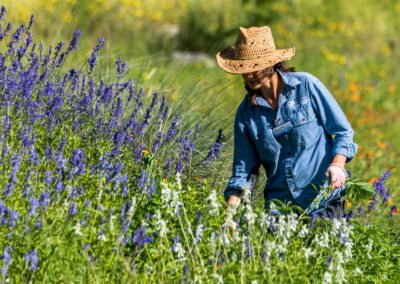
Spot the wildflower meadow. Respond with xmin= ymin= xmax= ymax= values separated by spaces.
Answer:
xmin=1 ymin=2 xmax=400 ymax=283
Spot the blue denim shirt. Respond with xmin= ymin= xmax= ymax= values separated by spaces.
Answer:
xmin=224 ymin=70 xmax=358 ymax=210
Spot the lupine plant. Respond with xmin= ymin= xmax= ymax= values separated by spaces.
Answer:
xmin=0 ymin=6 xmax=399 ymax=283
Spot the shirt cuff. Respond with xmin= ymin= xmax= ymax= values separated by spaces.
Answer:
xmin=333 ymin=141 xmax=358 ymax=163
xmin=224 ymin=187 xmax=243 ymax=202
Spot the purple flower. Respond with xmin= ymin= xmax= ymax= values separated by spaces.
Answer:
xmin=195 ymin=210 xmax=202 ymax=222
xmin=0 ymin=201 xmax=20 ymax=228
xmin=3 ymin=154 xmax=21 ymax=196
xmin=68 ymin=149 xmax=86 ymax=179
xmin=135 ymin=144 xmax=146 ymax=161
xmin=105 ymin=161 xmax=124 ymax=184
xmin=28 ymin=196 xmax=39 ymax=216
xmin=152 ymin=132 xmax=162 ymax=151
xmin=147 ymin=180 xmax=156 ymax=199
xmin=1 ymin=246 xmax=12 ymax=276
xmin=132 ymin=225 xmax=154 ymax=249
xmin=310 ymin=212 xmax=318 ymax=228
xmin=175 ymin=160 xmax=183 ymax=173
xmin=24 ymin=249 xmax=39 ymax=271
xmin=163 ymin=114 xmax=179 ymax=145
xmin=244 ymin=236 xmax=252 ymax=259
xmin=55 ymin=180 xmax=64 ymax=193
xmin=36 ymin=217 xmax=42 ymax=230
xmin=115 ymin=56 xmax=128 ymax=80
xmin=177 ymin=130 xmax=195 ymax=162
xmin=390 ymin=205 xmax=398 ymax=217
xmin=345 ymin=210 xmax=354 ymax=222
xmin=22 ymin=169 xmax=33 ymax=197
xmin=82 ymin=244 xmax=91 ymax=251
xmin=7 ymin=24 xmax=24 ymax=53
xmin=137 ymin=170 xmax=149 ymax=192
xmin=52 ymin=41 xmax=65 ymax=65
xmin=165 ymin=157 xmax=173 ymax=174
xmin=0 ymin=22 xmax=12 ymax=42
xmin=140 ymin=92 xmax=159 ymax=135
xmin=67 ymin=29 xmax=82 ymax=52
xmin=114 ymin=174 xmax=128 ymax=196
xmin=88 ymin=37 xmax=105 ymax=73
xmin=370 ymin=171 xmax=392 ymax=208
xmin=356 ymin=206 xmax=364 ymax=216
xmin=157 ymin=96 xmax=168 ymax=124
xmin=368 ymin=195 xmax=378 ymax=212
xmin=118 ymin=202 xmax=129 ymax=224
xmin=68 ymin=202 xmax=78 ymax=216
xmin=202 ymin=129 xmax=223 ymax=166
xmin=39 ymin=190 xmax=51 ymax=210
xmin=44 ymin=170 xmax=53 ymax=188
xmin=326 ymin=256 xmax=332 ymax=267
xmin=0 ymin=6 xmax=6 ymax=21
xmin=27 ymin=14 xmax=35 ymax=30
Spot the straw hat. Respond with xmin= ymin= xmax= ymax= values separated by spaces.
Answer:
xmin=216 ymin=26 xmax=295 ymax=74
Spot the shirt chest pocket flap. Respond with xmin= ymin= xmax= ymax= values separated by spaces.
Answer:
xmin=249 ymin=118 xmax=278 ymax=154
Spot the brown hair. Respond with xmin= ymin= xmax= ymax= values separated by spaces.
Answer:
xmin=246 ymin=62 xmax=296 ymax=106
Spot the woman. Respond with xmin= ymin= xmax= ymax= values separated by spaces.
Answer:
xmin=215 ymin=26 xmax=357 ymax=215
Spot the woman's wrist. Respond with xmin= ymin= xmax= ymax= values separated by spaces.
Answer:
xmin=329 ymin=163 xmax=347 ymax=178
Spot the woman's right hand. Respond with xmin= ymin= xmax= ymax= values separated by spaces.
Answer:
xmin=225 ymin=194 xmax=241 ymax=230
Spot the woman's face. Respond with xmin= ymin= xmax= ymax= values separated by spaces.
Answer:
xmin=242 ymin=67 xmax=274 ymax=90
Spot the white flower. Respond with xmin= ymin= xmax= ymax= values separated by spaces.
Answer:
xmin=98 ymin=233 xmax=107 ymax=242
xmin=336 ymin=264 xmax=347 ymax=284
xmin=74 ymin=222 xmax=83 ymax=236
xmin=298 ymin=224 xmax=310 ymax=238
xmin=171 ymin=191 xmax=183 ymax=216
xmin=244 ymin=205 xmax=257 ymax=227
xmin=258 ymin=212 xmax=276 ymax=232
xmin=353 ymin=267 xmax=362 ymax=276
xmin=176 ymin=172 xmax=183 ymax=191
xmin=195 ymin=224 xmax=204 ymax=243
xmin=364 ymin=239 xmax=373 ymax=259
xmin=222 ymin=231 xmax=231 ymax=247
xmin=160 ymin=181 xmax=172 ymax=204
xmin=323 ymin=271 xmax=332 ymax=283
xmin=206 ymin=190 xmax=221 ymax=215
xmin=109 ymin=214 xmax=116 ymax=231
xmin=302 ymin=247 xmax=315 ymax=264
xmin=173 ymin=242 xmax=185 ymax=259
xmin=212 ymin=273 xmax=223 ymax=284
xmin=335 ymin=251 xmax=345 ymax=266
xmin=315 ymin=232 xmax=330 ymax=248
xmin=287 ymin=213 xmax=299 ymax=233
xmin=155 ymin=210 xmax=168 ymax=237
xmin=241 ymin=187 xmax=252 ymax=204
xmin=344 ymin=241 xmax=353 ymax=260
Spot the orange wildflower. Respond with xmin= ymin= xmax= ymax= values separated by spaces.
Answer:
xmin=368 ymin=178 xmax=377 ymax=185
xmin=349 ymin=82 xmax=359 ymax=92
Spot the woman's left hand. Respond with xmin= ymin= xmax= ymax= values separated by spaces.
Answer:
xmin=326 ymin=164 xmax=346 ymax=190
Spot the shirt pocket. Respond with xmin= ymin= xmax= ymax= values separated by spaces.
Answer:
xmin=289 ymin=97 xmax=317 ymax=150
xmin=252 ymin=124 xmax=279 ymax=159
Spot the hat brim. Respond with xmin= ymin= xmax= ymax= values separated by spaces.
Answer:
xmin=216 ymin=46 xmax=295 ymax=74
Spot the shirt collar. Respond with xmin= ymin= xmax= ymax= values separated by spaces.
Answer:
xmin=252 ymin=69 xmax=301 ymax=108
xmin=276 ymin=69 xmax=302 ymax=88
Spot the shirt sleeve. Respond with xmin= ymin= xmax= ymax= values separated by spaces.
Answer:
xmin=308 ymin=75 xmax=358 ymax=163
xmin=224 ymin=104 xmax=261 ymax=202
